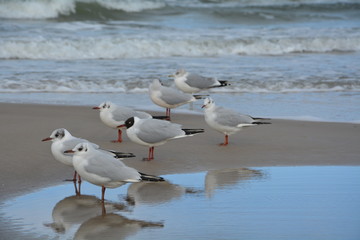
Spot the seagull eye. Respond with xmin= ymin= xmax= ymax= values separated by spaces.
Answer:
xmin=78 ymin=147 xmax=83 ymax=151
xmin=55 ymin=134 xmax=59 ymax=137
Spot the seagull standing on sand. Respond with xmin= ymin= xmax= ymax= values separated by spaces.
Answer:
xmin=169 ymin=69 xmax=229 ymax=94
xmin=64 ymin=142 xmax=165 ymax=202
xmin=149 ymin=79 xmax=197 ymax=120
xmin=93 ymin=101 xmax=153 ymax=143
xmin=120 ymin=117 xmax=204 ymax=161
xmin=202 ymin=98 xmax=270 ymax=146
xmin=42 ymin=128 xmax=135 ymax=182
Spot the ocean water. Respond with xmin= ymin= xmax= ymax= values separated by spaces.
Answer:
xmin=0 ymin=0 xmax=360 ymax=122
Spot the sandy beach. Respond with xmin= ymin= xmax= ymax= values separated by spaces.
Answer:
xmin=1 ymin=102 xmax=360 ymax=239
xmin=1 ymin=102 xmax=359 ymax=202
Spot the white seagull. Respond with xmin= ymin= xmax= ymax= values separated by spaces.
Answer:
xmin=65 ymin=142 xmax=165 ymax=202
xmin=149 ymin=79 xmax=197 ymax=120
xmin=120 ymin=117 xmax=204 ymax=161
xmin=42 ymin=128 xmax=135 ymax=182
xmin=93 ymin=101 xmax=153 ymax=143
xmin=169 ymin=69 xmax=229 ymax=93
xmin=202 ymin=98 xmax=270 ymax=146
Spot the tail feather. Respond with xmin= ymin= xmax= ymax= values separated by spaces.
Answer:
xmin=139 ymin=172 xmax=165 ymax=182
xmin=182 ymin=128 xmax=205 ymax=135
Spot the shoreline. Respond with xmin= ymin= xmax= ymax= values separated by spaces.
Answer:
xmin=1 ymin=102 xmax=359 ymax=202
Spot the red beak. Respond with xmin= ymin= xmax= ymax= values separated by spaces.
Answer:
xmin=117 ymin=124 xmax=126 ymax=128
xmin=42 ymin=137 xmax=52 ymax=142
xmin=92 ymin=107 xmax=100 ymax=109
xmin=64 ymin=150 xmax=75 ymax=153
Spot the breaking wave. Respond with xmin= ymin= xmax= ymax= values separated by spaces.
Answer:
xmin=0 ymin=0 xmax=359 ymax=20
xmin=1 ymin=34 xmax=359 ymax=60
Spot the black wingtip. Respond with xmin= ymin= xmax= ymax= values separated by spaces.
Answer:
xmin=182 ymin=128 xmax=205 ymax=135
xmin=110 ymin=151 xmax=136 ymax=158
xmin=139 ymin=172 xmax=165 ymax=182
xmin=193 ymin=94 xmax=209 ymax=100
xmin=219 ymin=80 xmax=230 ymax=86
xmin=152 ymin=115 xmax=169 ymax=120
xmin=253 ymin=117 xmax=271 ymax=121
xmin=253 ymin=122 xmax=271 ymax=125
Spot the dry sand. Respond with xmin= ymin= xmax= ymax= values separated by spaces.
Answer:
xmin=1 ymin=102 xmax=359 ymax=203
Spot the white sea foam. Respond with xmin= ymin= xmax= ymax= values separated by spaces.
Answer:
xmin=1 ymin=35 xmax=359 ymax=60
xmin=0 ymin=0 xmax=166 ymax=19
xmin=82 ymin=0 xmax=166 ymax=12
xmin=0 ymin=0 xmax=357 ymax=19
xmin=0 ymin=0 xmax=75 ymax=19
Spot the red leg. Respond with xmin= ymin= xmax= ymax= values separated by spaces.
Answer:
xmin=144 ymin=147 xmax=154 ymax=161
xmin=101 ymin=186 xmax=106 ymax=202
xmin=219 ymin=135 xmax=229 ymax=146
xmin=73 ymin=171 xmax=77 ymax=182
xmin=150 ymin=146 xmax=154 ymax=160
xmin=166 ymin=108 xmax=171 ymax=121
xmin=78 ymin=174 xmax=82 ymax=184
xmin=112 ymin=129 xmax=122 ymax=143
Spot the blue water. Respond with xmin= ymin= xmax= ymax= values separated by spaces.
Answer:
xmin=0 ymin=0 xmax=360 ymax=122
xmin=1 ymin=167 xmax=360 ymax=240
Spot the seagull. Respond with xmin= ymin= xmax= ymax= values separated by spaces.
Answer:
xmin=64 ymin=142 xmax=165 ymax=202
xmin=202 ymin=97 xmax=270 ymax=146
xmin=93 ymin=101 xmax=153 ymax=143
xmin=169 ymin=69 xmax=229 ymax=94
xmin=119 ymin=117 xmax=204 ymax=161
xmin=149 ymin=79 xmax=198 ymax=120
xmin=42 ymin=128 xmax=135 ymax=183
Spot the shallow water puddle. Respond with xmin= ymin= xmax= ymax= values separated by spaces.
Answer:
xmin=1 ymin=167 xmax=360 ymax=240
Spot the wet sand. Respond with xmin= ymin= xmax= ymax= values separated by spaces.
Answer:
xmin=1 ymin=102 xmax=359 ymax=202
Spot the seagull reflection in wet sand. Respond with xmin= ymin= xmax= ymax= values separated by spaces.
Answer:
xmin=205 ymin=168 xmax=265 ymax=198
xmin=44 ymin=194 xmax=128 ymax=234
xmin=74 ymin=213 xmax=163 ymax=240
xmin=125 ymin=181 xmax=201 ymax=205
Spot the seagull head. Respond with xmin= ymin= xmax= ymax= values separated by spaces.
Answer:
xmin=64 ymin=142 xmax=91 ymax=155
xmin=202 ymin=97 xmax=215 ymax=109
xmin=92 ymin=101 xmax=112 ymax=111
xmin=42 ymin=128 xmax=69 ymax=142
xmin=169 ymin=69 xmax=186 ymax=78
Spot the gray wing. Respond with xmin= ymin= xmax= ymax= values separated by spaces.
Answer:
xmin=214 ymin=106 xmax=254 ymax=127
xmin=160 ymin=86 xmax=194 ymax=105
xmin=137 ymin=119 xmax=184 ymax=143
xmin=134 ymin=110 xmax=152 ymax=119
xmin=84 ymin=152 xmax=140 ymax=182
xmin=186 ymin=73 xmax=218 ymax=89
xmin=112 ymin=106 xmax=136 ymax=122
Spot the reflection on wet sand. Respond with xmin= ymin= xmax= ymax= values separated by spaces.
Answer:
xmin=127 ymin=181 xmax=186 ymax=205
xmin=126 ymin=181 xmax=201 ymax=205
xmin=74 ymin=213 xmax=164 ymax=240
xmin=205 ymin=168 xmax=264 ymax=198
xmin=44 ymin=194 xmax=128 ymax=234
